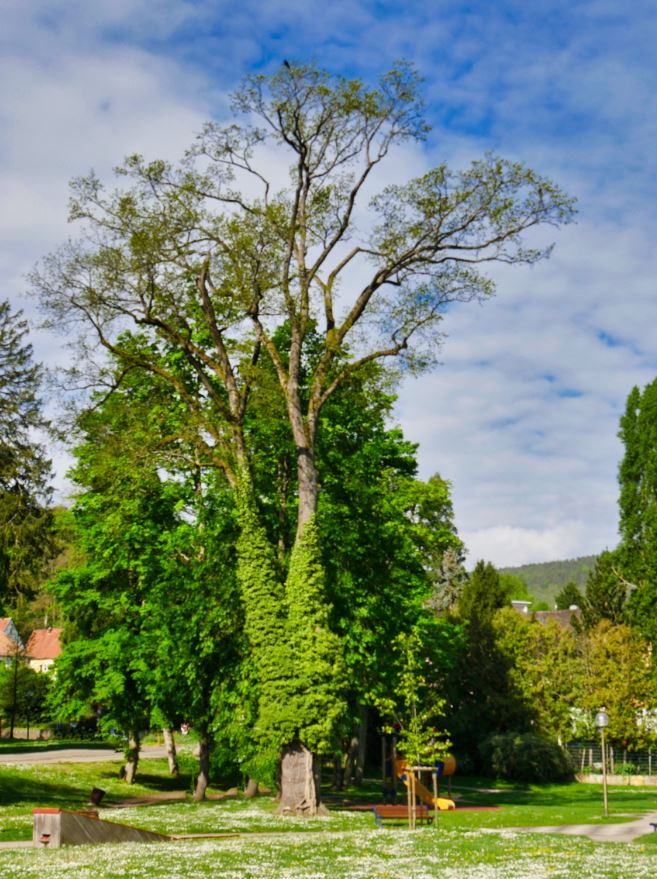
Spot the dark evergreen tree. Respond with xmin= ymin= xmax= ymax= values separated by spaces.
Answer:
xmin=447 ymin=561 xmax=535 ymax=764
xmin=458 ymin=560 xmax=509 ymax=622
xmin=0 ymin=300 xmax=53 ymax=611
xmin=555 ymin=580 xmax=584 ymax=610
xmin=581 ymin=550 xmax=626 ymax=628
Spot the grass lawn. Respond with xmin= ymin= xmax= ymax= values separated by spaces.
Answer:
xmin=2 ymin=758 xmax=657 ymax=877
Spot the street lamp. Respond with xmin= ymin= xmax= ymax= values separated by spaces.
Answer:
xmin=595 ymin=708 xmax=609 ymax=817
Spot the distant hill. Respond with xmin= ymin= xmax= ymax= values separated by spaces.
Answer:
xmin=499 ymin=555 xmax=598 ymax=607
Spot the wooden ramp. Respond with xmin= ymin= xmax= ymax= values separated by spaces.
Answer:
xmin=33 ymin=808 xmax=170 ymax=848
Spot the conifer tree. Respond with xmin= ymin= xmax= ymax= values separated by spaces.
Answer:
xmin=0 ymin=300 xmax=53 ymax=609
xmin=617 ymin=380 xmax=657 ymax=643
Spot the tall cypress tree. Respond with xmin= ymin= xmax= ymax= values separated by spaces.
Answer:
xmin=617 ymin=379 xmax=657 ymax=642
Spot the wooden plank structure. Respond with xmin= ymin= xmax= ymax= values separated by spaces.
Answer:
xmin=373 ymin=803 xmax=432 ymax=827
xmin=33 ymin=808 xmax=170 ymax=848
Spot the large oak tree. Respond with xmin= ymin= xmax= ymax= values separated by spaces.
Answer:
xmin=32 ymin=62 xmax=574 ymax=813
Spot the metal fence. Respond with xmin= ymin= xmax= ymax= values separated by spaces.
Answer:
xmin=566 ymin=742 xmax=657 ymax=775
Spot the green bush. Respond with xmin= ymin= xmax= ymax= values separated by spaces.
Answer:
xmin=614 ymin=762 xmax=639 ymax=776
xmin=479 ymin=732 xmax=574 ymax=782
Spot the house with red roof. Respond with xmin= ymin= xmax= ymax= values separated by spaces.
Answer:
xmin=0 ymin=618 xmax=24 ymax=666
xmin=25 ymin=627 xmax=63 ymax=673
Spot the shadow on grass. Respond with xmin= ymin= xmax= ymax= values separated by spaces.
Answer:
xmin=0 ymin=761 xmax=195 ymax=813
xmin=0 ymin=772 xmax=95 ymax=811
xmin=96 ymin=767 xmax=196 ymax=796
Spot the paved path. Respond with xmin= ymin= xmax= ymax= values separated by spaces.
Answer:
xmin=0 ymin=745 xmax=167 ymax=765
xmin=508 ymin=810 xmax=657 ymax=843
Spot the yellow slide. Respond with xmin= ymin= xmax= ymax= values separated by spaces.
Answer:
xmin=394 ymin=758 xmax=456 ymax=811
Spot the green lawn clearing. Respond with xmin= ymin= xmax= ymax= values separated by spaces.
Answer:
xmin=3 ymin=826 xmax=657 ymax=879
xmin=2 ymin=759 xmax=657 ymax=877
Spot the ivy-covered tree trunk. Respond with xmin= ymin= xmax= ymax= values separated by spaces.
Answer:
xmin=234 ymin=476 xmax=285 ymax=707
xmin=235 ymin=469 xmax=345 ymax=814
xmin=123 ymin=732 xmax=140 ymax=784
xmin=275 ymin=518 xmax=346 ymax=815
xmin=163 ymin=727 xmax=178 ymax=776
xmin=193 ymin=729 xmax=211 ymax=801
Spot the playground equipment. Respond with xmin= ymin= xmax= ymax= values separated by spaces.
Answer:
xmin=381 ymin=728 xmax=457 ymax=827
xmin=395 ymin=757 xmax=456 ymax=813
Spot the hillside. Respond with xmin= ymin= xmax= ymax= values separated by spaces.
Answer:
xmin=499 ymin=555 xmax=598 ymax=607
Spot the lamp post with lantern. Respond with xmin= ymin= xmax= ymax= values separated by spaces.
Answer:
xmin=595 ymin=708 xmax=609 ymax=817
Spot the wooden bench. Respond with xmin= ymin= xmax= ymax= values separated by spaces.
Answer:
xmin=373 ymin=804 xmax=433 ymax=827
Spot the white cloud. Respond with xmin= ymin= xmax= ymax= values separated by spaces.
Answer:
xmin=462 ymin=522 xmax=608 ymax=569
xmin=3 ymin=0 xmax=657 ymax=563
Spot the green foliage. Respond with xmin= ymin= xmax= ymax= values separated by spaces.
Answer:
xmin=479 ymin=732 xmax=574 ymax=782
xmin=376 ymin=627 xmax=451 ymax=766
xmin=617 ymin=379 xmax=657 ymax=644
xmin=582 ymin=549 xmax=626 ymax=628
xmin=555 ymin=580 xmax=584 ymax=610
xmin=447 ymin=564 xmax=538 ymax=761
xmin=426 ymin=547 xmax=468 ymax=615
xmin=492 ymin=609 xmax=584 ymax=743
xmin=49 ymin=368 xmax=243 ymax=782
xmin=0 ymin=661 xmax=51 ymax=729
xmin=580 ymin=620 xmax=656 ymax=749
xmin=458 ymin=560 xmax=509 ymax=623
xmin=498 ymin=572 xmax=532 ymax=603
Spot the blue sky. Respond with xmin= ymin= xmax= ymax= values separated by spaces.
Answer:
xmin=3 ymin=0 xmax=657 ymax=566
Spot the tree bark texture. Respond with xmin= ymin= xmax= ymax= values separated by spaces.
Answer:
xmin=342 ymin=736 xmax=360 ymax=789
xmin=277 ymin=742 xmax=327 ymax=816
xmin=295 ymin=444 xmax=319 ymax=532
xmin=244 ymin=777 xmax=259 ymax=798
xmin=123 ymin=733 xmax=140 ymax=785
xmin=193 ymin=731 xmax=210 ymax=801
xmin=163 ymin=727 xmax=179 ymax=776
xmin=331 ymin=754 xmax=343 ymax=791
xmin=356 ymin=706 xmax=368 ymax=785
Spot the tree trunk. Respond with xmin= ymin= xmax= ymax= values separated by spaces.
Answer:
xmin=244 ymin=777 xmax=259 ymax=798
xmin=277 ymin=742 xmax=327 ymax=816
xmin=355 ymin=705 xmax=368 ymax=785
xmin=123 ymin=732 xmax=140 ymax=784
xmin=9 ymin=652 xmax=18 ymax=740
xmin=342 ymin=736 xmax=360 ymax=789
xmin=193 ymin=731 xmax=210 ymax=801
xmin=163 ymin=727 xmax=178 ymax=776
xmin=331 ymin=753 xmax=344 ymax=790
xmin=296 ymin=445 xmax=319 ymax=532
